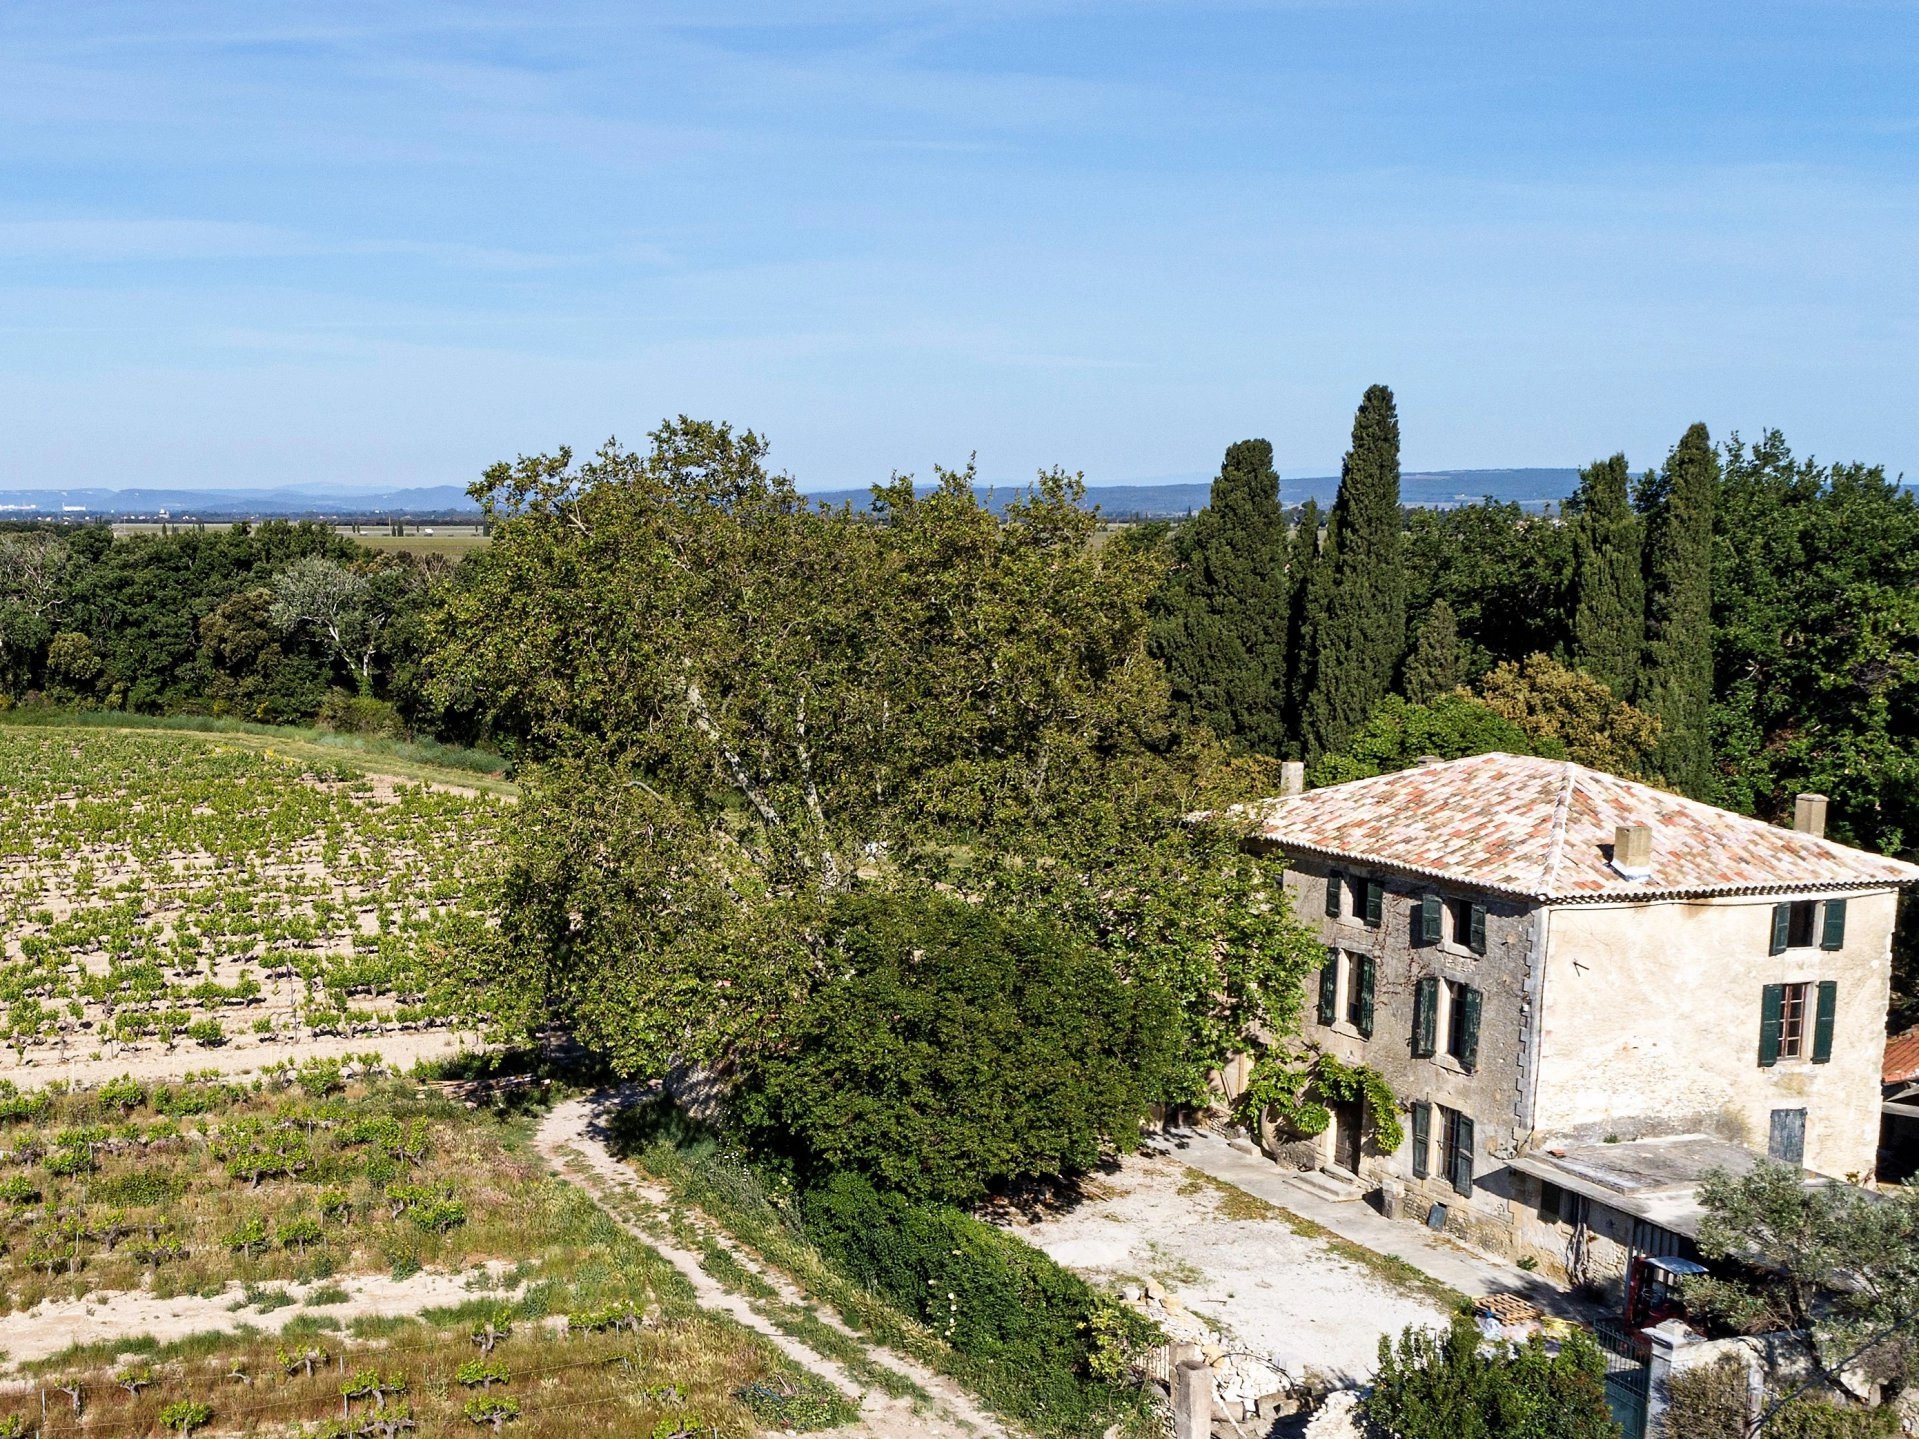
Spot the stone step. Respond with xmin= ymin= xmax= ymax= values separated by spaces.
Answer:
xmin=1290 ymin=1167 xmax=1370 ymax=1203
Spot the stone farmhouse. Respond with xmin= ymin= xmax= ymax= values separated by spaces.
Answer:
xmin=1237 ymin=752 xmax=1919 ymax=1292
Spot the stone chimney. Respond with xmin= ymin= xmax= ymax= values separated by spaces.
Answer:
xmin=1793 ymin=793 xmax=1828 ymax=839
xmin=1280 ymin=760 xmax=1305 ymax=797
xmin=1612 ymin=823 xmax=1653 ymax=880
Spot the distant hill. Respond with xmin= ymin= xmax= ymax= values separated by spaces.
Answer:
xmin=0 ymin=468 xmax=1582 ymax=522
xmin=0 ymin=484 xmax=478 ymax=519
xmin=807 ymin=468 xmax=1583 ymax=519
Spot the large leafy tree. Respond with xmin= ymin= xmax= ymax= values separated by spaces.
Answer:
xmin=1402 ymin=501 xmax=1571 ymax=683
xmin=1638 ymin=423 xmax=1718 ymax=796
xmin=1566 ymin=453 xmax=1644 ymax=698
xmin=0 ymin=531 xmax=71 ymax=688
xmin=1150 ymin=439 xmax=1290 ymax=754
xmin=1689 ymin=1162 xmax=1919 ymax=1404
xmin=428 ymin=419 xmax=1323 ymax=1079
xmin=1710 ymin=431 xmax=1919 ymax=853
xmin=1473 ymin=654 xmax=1661 ymax=778
xmin=1301 ymin=385 xmax=1407 ymax=759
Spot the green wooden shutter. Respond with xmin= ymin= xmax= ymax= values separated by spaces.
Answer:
xmin=1325 ymin=871 xmax=1343 ymax=919
xmin=1821 ymin=899 xmax=1847 ymax=951
xmin=1318 ymin=951 xmax=1339 ymax=1026
xmin=1418 ymin=895 xmax=1441 ymax=946
xmin=1355 ymin=953 xmax=1376 ymax=1039
xmin=1812 ymin=981 xmax=1837 ymax=1064
xmin=1759 ymin=983 xmax=1785 ymax=1066
xmin=1412 ymin=976 xmax=1438 ymax=1057
xmin=1770 ymin=903 xmax=1791 ymax=955
xmin=1457 ymin=986 xmax=1482 ymax=1073
xmin=1451 ymin=1114 xmax=1475 ymax=1197
xmin=1410 ymin=1102 xmax=1431 ymax=1178
xmin=1365 ymin=879 xmax=1384 ymax=927
xmin=1468 ymin=903 xmax=1487 ymax=955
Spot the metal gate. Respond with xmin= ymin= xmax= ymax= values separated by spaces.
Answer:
xmin=1593 ymin=1320 xmax=1651 ymax=1439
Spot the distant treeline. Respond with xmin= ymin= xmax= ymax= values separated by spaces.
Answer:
xmin=0 ymin=519 xmax=472 ymax=742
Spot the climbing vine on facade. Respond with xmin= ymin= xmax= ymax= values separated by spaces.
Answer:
xmin=1235 ymin=1049 xmax=1405 ymax=1154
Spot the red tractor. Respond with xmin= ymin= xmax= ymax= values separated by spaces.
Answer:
xmin=1624 ymin=1253 xmax=1708 ymax=1331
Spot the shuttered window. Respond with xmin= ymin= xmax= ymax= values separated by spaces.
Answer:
xmin=1325 ymin=871 xmax=1343 ymax=919
xmin=1412 ymin=976 xmax=1438 ymax=1058
xmin=1812 ymin=980 xmax=1837 ymax=1064
xmin=1770 ymin=904 xmax=1792 ymax=955
xmin=1759 ymin=982 xmax=1785 ymax=1066
xmin=1441 ymin=1107 xmax=1475 ymax=1197
xmin=1317 ymin=951 xmax=1339 ymax=1026
xmin=1418 ymin=895 xmax=1442 ymax=946
xmin=1350 ymin=953 xmax=1376 ymax=1038
xmin=1447 ymin=983 xmax=1482 ymax=1073
xmin=1468 ymin=903 xmax=1487 ymax=956
xmin=1410 ymin=1101 xmax=1431 ymax=1179
xmin=1364 ymin=879 xmax=1384 ymax=928
xmin=1821 ymin=899 xmax=1848 ymax=951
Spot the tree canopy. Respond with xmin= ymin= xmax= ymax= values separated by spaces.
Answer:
xmin=1150 ymin=438 xmax=1290 ymax=754
xmin=1301 ymin=385 xmax=1407 ymax=759
xmin=428 ymin=419 xmax=1324 ymax=1089
xmin=731 ymin=889 xmax=1178 ymax=1205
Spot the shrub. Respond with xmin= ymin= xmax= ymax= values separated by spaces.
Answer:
xmin=1666 ymin=1358 xmax=1749 ymax=1439
xmin=186 ymin=1018 xmax=226 ymax=1047
xmin=280 ymin=1216 xmax=325 ymax=1252
xmin=157 ymin=1400 xmax=213 ymax=1433
xmin=733 ymin=1376 xmax=859 ymax=1430
xmin=797 ymin=1169 xmax=1155 ymax=1429
xmin=97 ymin=1075 xmax=147 ymax=1113
xmin=1360 ymin=1316 xmax=1617 ymax=1439
xmin=733 ymin=888 xmax=1177 ymax=1205
xmin=225 ymin=1217 xmax=270 ymax=1258
xmin=462 ymin=1395 xmax=520 ymax=1432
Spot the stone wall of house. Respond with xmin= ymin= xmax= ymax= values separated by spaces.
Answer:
xmin=1276 ymin=854 xmax=1543 ymax=1228
xmin=1532 ymin=889 xmax=1898 ymax=1180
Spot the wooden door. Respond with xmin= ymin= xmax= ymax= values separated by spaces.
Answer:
xmin=1332 ymin=1099 xmax=1363 ymax=1173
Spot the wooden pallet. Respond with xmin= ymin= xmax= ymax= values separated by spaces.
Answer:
xmin=1475 ymin=1293 xmax=1543 ymax=1326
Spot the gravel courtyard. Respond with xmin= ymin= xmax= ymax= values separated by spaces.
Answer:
xmin=1006 ymin=1150 xmax=1456 ymax=1385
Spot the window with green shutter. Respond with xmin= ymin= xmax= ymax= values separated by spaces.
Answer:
xmin=1759 ymin=982 xmax=1785 ymax=1066
xmin=1468 ymin=903 xmax=1487 ymax=956
xmin=1769 ymin=903 xmax=1792 ymax=955
xmin=1812 ymin=981 xmax=1837 ymax=1064
xmin=1418 ymin=895 xmax=1442 ymax=946
xmin=1364 ymin=879 xmax=1384 ymax=927
xmin=1351 ymin=953 xmax=1376 ymax=1038
xmin=1448 ymin=983 xmax=1482 ymax=1073
xmin=1412 ymin=976 xmax=1438 ymax=1057
xmin=1410 ymin=1101 xmax=1431 ymax=1178
xmin=1450 ymin=1112 xmax=1475 ymax=1197
xmin=1821 ymin=899 xmax=1847 ymax=951
xmin=1325 ymin=871 xmax=1343 ymax=919
xmin=1317 ymin=951 xmax=1339 ymax=1026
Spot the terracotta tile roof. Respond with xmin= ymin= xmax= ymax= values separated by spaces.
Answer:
xmin=1886 ymin=1028 xmax=1919 ymax=1086
xmin=1243 ymin=752 xmax=1919 ymax=902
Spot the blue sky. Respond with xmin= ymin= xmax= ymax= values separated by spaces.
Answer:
xmin=2 ymin=2 xmax=1914 ymax=493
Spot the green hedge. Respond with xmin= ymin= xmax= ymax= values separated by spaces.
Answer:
xmin=798 ymin=1170 xmax=1148 ymax=1434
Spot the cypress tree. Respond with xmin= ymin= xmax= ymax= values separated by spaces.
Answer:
xmin=1638 ymin=423 xmax=1717 ymax=796
xmin=1149 ymin=439 xmax=1290 ymax=752
xmin=1566 ymin=454 xmax=1644 ymax=698
xmin=1283 ymin=498 xmax=1327 ymax=744
xmin=1402 ymin=598 xmax=1463 ymax=704
xmin=1301 ymin=385 xmax=1407 ymax=759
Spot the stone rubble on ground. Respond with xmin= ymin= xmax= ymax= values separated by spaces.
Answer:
xmin=1120 ymin=1279 xmax=1302 ymax=1423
